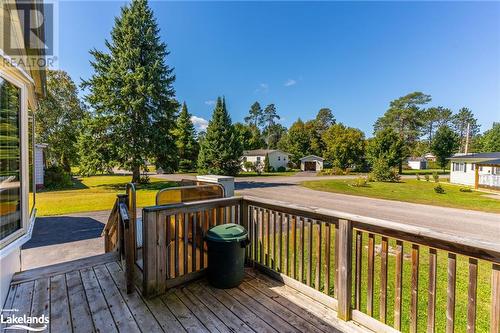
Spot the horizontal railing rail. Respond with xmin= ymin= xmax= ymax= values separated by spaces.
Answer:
xmin=137 ymin=195 xmax=500 ymax=332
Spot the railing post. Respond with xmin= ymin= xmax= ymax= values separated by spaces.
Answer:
xmin=337 ymin=219 xmax=352 ymax=321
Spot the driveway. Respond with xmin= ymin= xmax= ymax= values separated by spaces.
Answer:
xmin=158 ymin=173 xmax=499 ymax=245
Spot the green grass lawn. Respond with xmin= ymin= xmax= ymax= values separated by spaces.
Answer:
xmin=401 ymin=168 xmax=449 ymax=175
xmin=255 ymin=224 xmax=493 ymax=332
xmin=236 ymin=170 xmax=298 ymax=177
xmin=34 ymin=175 xmax=177 ymax=216
xmin=301 ymin=179 xmax=500 ymax=213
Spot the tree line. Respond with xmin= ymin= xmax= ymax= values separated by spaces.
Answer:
xmin=35 ymin=0 xmax=500 ymax=182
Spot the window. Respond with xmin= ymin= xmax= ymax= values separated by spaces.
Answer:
xmin=464 ymin=163 xmax=467 ymax=172
xmin=453 ymin=162 xmax=466 ymax=172
xmin=278 ymin=156 xmax=281 ymax=161
xmin=471 ymin=163 xmax=475 ymax=171
xmin=0 ymin=78 xmax=22 ymax=241
xmin=256 ymin=156 xmax=261 ymax=162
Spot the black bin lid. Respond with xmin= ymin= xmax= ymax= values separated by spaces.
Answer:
xmin=206 ymin=223 xmax=247 ymax=242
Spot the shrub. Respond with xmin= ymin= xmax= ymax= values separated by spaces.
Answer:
xmin=366 ymin=173 xmax=375 ymax=182
xmin=277 ymin=166 xmax=286 ymax=172
xmin=320 ymin=167 xmax=345 ymax=176
xmin=243 ymin=161 xmax=254 ymax=171
xmin=416 ymin=172 xmax=420 ymax=181
xmin=139 ymin=174 xmax=150 ymax=184
xmin=432 ymin=172 xmax=439 ymax=183
xmin=351 ymin=177 xmax=368 ymax=187
xmin=371 ymin=159 xmax=400 ymax=182
xmin=424 ymin=174 xmax=430 ymax=182
xmin=44 ymin=165 xmax=73 ymax=189
xmin=434 ymin=184 xmax=445 ymax=194
xmin=179 ymin=159 xmax=193 ymax=172
xmin=460 ymin=187 xmax=473 ymax=192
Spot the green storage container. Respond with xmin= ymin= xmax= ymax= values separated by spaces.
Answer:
xmin=205 ymin=223 xmax=249 ymax=288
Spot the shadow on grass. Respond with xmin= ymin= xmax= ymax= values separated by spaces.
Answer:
xmin=94 ymin=181 xmax=178 ymax=191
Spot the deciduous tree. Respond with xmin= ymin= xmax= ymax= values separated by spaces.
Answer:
xmin=431 ymin=125 xmax=459 ymax=170
xmin=366 ymin=128 xmax=405 ymax=169
xmin=322 ymin=123 xmax=365 ymax=170
xmin=37 ymin=69 xmax=86 ymax=171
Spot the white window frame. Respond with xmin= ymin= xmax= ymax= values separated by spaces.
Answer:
xmin=0 ymin=70 xmax=32 ymax=250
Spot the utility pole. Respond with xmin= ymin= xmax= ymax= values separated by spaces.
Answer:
xmin=464 ymin=122 xmax=470 ymax=155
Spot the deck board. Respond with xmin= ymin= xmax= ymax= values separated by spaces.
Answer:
xmin=3 ymin=253 xmax=370 ymax=333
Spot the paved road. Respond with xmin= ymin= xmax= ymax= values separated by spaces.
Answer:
xmin=158 ymin=173 xmax=499 ymax=245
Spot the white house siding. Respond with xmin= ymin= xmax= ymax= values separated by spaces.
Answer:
xmin=241 ymin=151 xmax=289 ymax=171
xmin=408 ymin=160 xmax=426 ymax=170
xmin=35 ymin=145 xmax=45 ymax=187
xmin=449 ymin=162 xmax=494 ymax=186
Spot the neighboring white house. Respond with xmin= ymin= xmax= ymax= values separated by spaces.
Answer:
xmin=449 ymin=152 xmax=500 ymax=189
xmin=241 ymin=149 xmax=291 ymax=171
xmin=424 ymin=152 xmax=436 ymax=162
xmin=300 ymin=155 xmax=324 ymax=172
xmin=35 ymin=143 xmax=48 ymax=189
xmin=407 ymin=157 xmax=427 ymax=170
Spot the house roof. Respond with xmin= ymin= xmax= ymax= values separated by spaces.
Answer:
xmin=299 ymin=155 xmax=324 ymax=161
xmin=408 ymin=157 xmax=426 ymax=162
xmin=476 ymin=158 xmax=500 ymax=166
xmin=242 ymin=149 xmax=290 ymax=156
xmin=449 ymin=152 xmax=500 ymax=161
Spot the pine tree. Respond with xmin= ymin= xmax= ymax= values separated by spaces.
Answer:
xmin=174 ymin=102 xmax=199 ymax=171
xmin=263 ymin=153 xmax=272 ymax=172
xmin=262 ymin=104 xmax=280 ymax=148
xmin=197 ymin=97 xmax=242 ymax=175
xmin=81 ymin=0 xmax=177 ymax=182
xmin=244 ymin=102 xmax=263 ymax=128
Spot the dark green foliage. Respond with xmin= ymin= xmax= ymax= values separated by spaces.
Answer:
xmin=431 ymin=125 xmax=459 ymax=170
xmin=315 ymin=108 xmax=336 ymax=133
xmin=77 ymin=116 xmax=115 ymax=176
xmin=243 ymin=161 xmax=254 ymax=171
xmin=322 ymin=123 xmax=365 ymax=170
xmin=197 ymin=97 xmax=242 ymax=176
xmin=262 ymin=104 xmax=280 ymax=148
xmin=366 ymin=128 xmax=405 ymax=169
xmin=479 ymin=122 xmax=500 ymax=152
xmin=460 ymin=187 xmax=473 ymax=192
xmin=234 ymin=123 xmax=265 ymax=150
xmin=452 ymin=107 xmax=480 ymax=153
xmin=434 ymin=184 xmax=445 ymax=194
xmin=374 ymin=92 xmax=431 ymax=171
xmin=277 ymin=166 xmax=286 ymax=172
xmin=278 ymin=119 xmax=312 ymax=164
xmin=174 ymin=102 xmax=199 ymax=171
xmin=422 ymin=106 xmax=452 ymax=144
xmin=37 ymin=70 xmax=86 ymax=171
xmin=244 ymin=102 xmax=263 ymax=128
xmin=44 ymin=165 xmax=73 ymax=189
xmin=263 ymin=153 xmax=272 ymax=172
xmin=81 ymin=0 xmax=177 ymax=182
xmin=262 ymin=123 xmax=287 ymax=149
xmin=371 ymin=158 xmax=400 ymax=182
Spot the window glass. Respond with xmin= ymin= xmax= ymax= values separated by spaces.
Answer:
xmin=0 ymin=78 xmax=22 ymax=240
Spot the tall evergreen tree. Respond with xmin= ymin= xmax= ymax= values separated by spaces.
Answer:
xmin=244 ymin=102 xmax=264 ymax=128
xmin=262 ymin=104 xmax=280 ymax=148
xmin=197 ymin=97 xmax=242 ymax=175
xmin=374 ymin=92 xmax=431 ymax=172
xmin=422 ymin=106 xmax=452 ymax=144
xmin=234 ymin=123 xmax=265 ymax=150
xmin=174 ymin=102 xmax=199 ymax=171
xmin=452 ymin=107 xmax=480 ymax=153
xmin=81 ymin=0 xmax=177 ymax=182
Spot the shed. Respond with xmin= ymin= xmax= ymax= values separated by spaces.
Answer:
xmin=299 ymin=155 xmax=324 ymax=172
xmin=407 ymin=157 xmax=427 ymax=170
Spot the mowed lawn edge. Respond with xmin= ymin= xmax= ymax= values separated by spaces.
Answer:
xmin=34 ymin=175 xmax=178 ymax=216
xmin=300 ymin=179 xmax=500 ymax=214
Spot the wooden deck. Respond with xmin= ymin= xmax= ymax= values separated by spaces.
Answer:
xmin=1 ymin=253 xmax=370 ymax=333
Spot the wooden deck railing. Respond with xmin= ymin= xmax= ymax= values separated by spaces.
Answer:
xmin=115 ymin=192 xmax=500 ymax=332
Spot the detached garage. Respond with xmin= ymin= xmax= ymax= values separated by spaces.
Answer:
xmin=300 ymin=155 xmax=324 ymax=172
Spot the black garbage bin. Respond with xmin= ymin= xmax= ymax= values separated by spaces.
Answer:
xmin=205 ymin=223 xmax=249 ymax=288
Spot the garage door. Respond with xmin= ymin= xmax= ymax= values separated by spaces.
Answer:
xmin=304 ymin=161 xmax=316 ymax=171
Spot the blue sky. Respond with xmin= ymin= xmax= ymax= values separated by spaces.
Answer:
xmin=58 ymin=1 xmax=500 ymax=135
